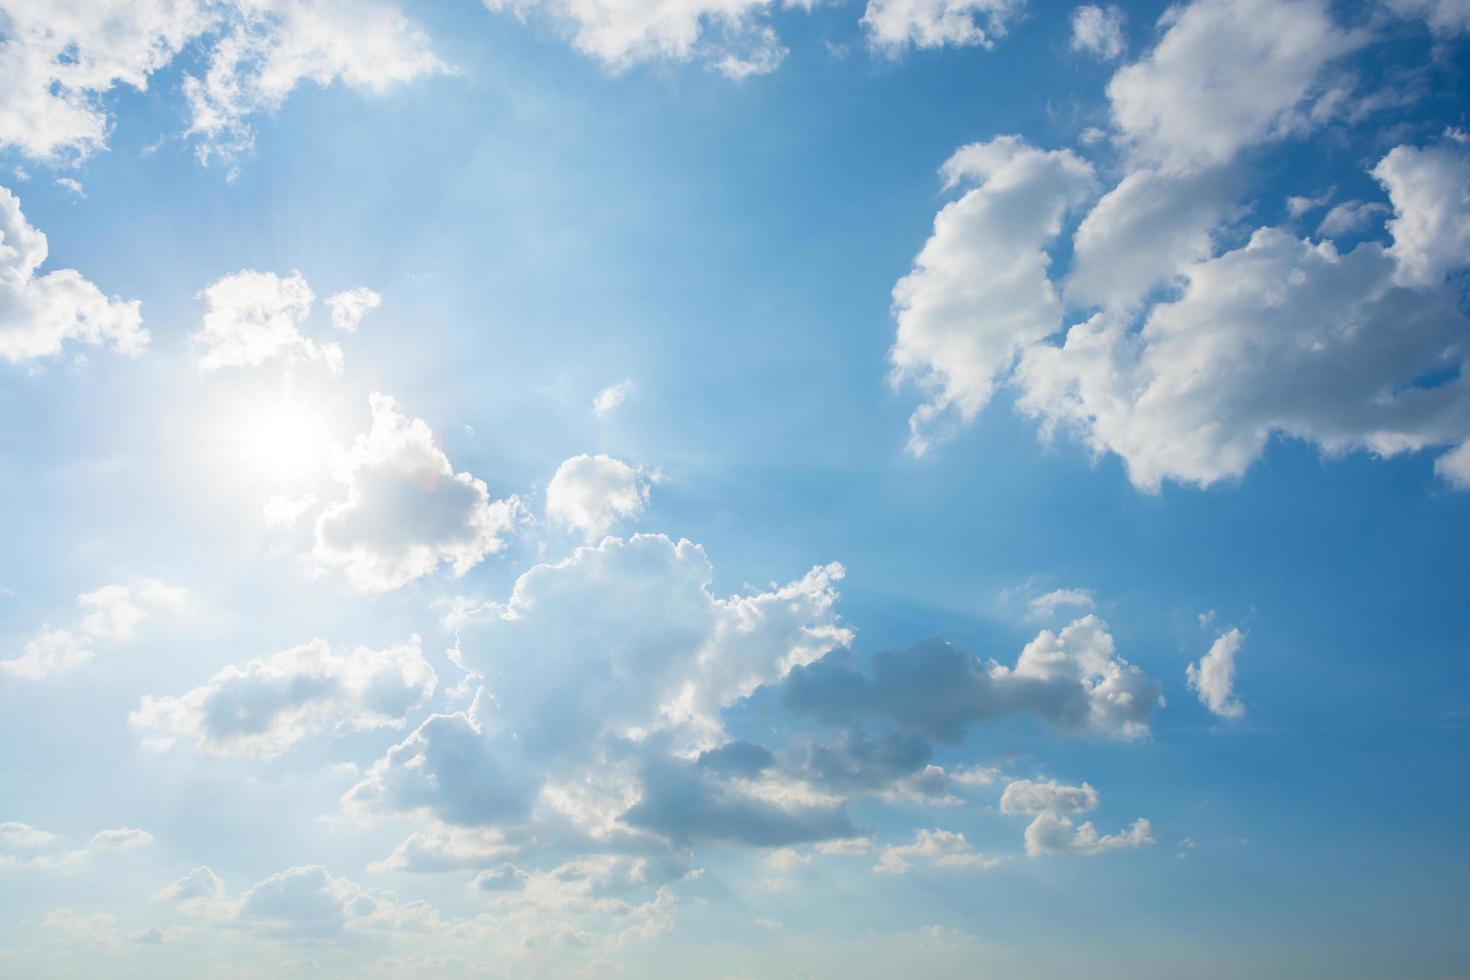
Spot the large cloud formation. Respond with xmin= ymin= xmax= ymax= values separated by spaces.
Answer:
xmin=889 ymin=0 xmax=1470 ymax=491
xmin=313 ymin=393 xmax=525 ymax=591
xmin=345 ymin=534 xmax=856 ymax=852
xmin=0 ymin=186 xmax=146 ymax=364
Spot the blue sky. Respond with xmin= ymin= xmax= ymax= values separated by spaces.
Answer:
xmin=1 ymin=0 xmax=1468 ymax=976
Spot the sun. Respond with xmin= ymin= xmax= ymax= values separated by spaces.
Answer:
xmin=229 ymin=393 xmax=333 ymax=484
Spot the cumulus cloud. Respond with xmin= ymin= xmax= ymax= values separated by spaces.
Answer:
xmin=325 ymin=286 xmax=381 ymax=332
xmin=1 ymin=580 xmax=187 ymax=680
xmin=236 ymin=864 xmax=440 ymax=940
xmin=0 ymin=1 xmax=441 ymax=168
xmin=369 ymin=827 xmax=517 ymax=874
xmin=1069 ymin=4 xmax=1125 ymax=60
xmin=862 ymin=0 xmax=1025 ymax=51
xmin=1017 ymin=135 xmax=1470 ymax=491
xmin=1026 ymin=587 xmax=1095 ymax=620
xmin=0 ymin=186 xmax=146 ymax=364
xmin=999 ymin=778 xmax=1099 ymax=815
xmin=156 ymin=866 xmax=227 ymax=912
xmin=545 ymin=454 xmax=653 ymax=539
xmin=1023 ymin=811 xmax=1152 ymax=856
xmin=1317 ymin=200 xmax=1389 ymax=238
xmin=873 ymin=829 xmax=996 ymax=874
xmin=1374 ymin=135 xmax=1470 ymax=287
xmin=347 ymin=534 xmax=853 ymax=848
xmin=130 ymin=635 xmax=436 ymax=759
xmin=478 ymin=0 xmax=788 ymax=77
xmin=193 ymin=269 xmax=341 ymax=371
xmin=1187 ymin=628 xmax=1246 ymax=718
xmin=782 ymin=614 xmax=1162 ymax=741
xmin=888 ymin=137 xmax=1097 ymax=454
xmin=1 ymin=821 xmax=154 ymax=872
xmin=1064 ymin=166 xmax=1239 ymax=314
xmin=1001 ymin=777 xmax=1151 ymax=856
xmin=593 ymin=379 xmax=634 ymax=416
xmin=313 ymin=393 xmax=525 ymax=591
xmin=1106 ymin=0 xmax=1365 ymax=170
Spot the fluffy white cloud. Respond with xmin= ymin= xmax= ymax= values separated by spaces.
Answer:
xmin=1065 ymin=166 xmax=1238 ymax=313
xmin=1317 ymin=200 xmax=1389 ymax=238
xmin=1 ymin=581 xmax=187 ymax=680
xmin=130 ymin=635 xmax=436 ymax=759
xmin=1374 ymin=135 xmax=1470 ymax=287
xmin=1 ymin=821 xmax=155 ymax=872
xmin=862 ymin=0 xmax=1025 ymax=51
xmin=193 ymin=269 xmax=341 ymax=371
xmin=368 ymin=827 xmax=516 ymax=874
xmin=545 ymin=454 xmax=652 ymax=539
xmin=873 ymin=829 xmax=996 ymax=874
xmin=480 ymin=0 xmax=787 ymax=78
xmin=999 ymin=778 xmax=1099 ymax=815
xmin=1023 ymin=811 xmax=1152 ymax=856
xmin=1018 ymin=156 xmax=1470 ymax=490
xmin=1069 ymin=4 xmax=1125 ymax=60
xmin=593 ymin=379 xmax=634 ymax=416
xmin=236 ymin=865 xmax=440 ymax=940
xmin=325 ymin=286 xmax=381 ymax=332
xmin=183 ymin=0 xmax=445 ymax=168
xmin=0 ymin=1 xmax=441 ymax=168
xmin=0 ymin=0 xmax=213 ymax=162
xmin=313 ymin=393 xmax=525 ymax=591
xmin=783 ymin=613 xmax=1162 ymax=740
xmin=156 ymin=866 xmax=227 ymax=911
xmin=1106 ymin=0 xmax=1364 ymax=169
xmin=1187 ymin=627 xmax=1246 ymax=718
xmin=347 ymin=534 xmax=852 ymax=847
xmin=0 ymin=186 xmax=146 ymax=363
xmin=888 ymin=137 xmax=1097 ymax=454
xmin=1026 ymin=587 xmax=1094 ymax=620
xmin=1001 ymin=777 xmax=1151 ymax=856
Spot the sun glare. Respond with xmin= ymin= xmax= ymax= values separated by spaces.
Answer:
xmin=229 ymin=395 xmax=332 ymax=484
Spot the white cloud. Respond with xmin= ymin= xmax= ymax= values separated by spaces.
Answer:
xmin=1023 ymin=811 xmax=1152 ymax=856
xmin=1187 ymin=627 xmax=1246 ymax=718
xmin=1106 ymin=0 xmax=1364 ymax=170
xmin=263 ymin=492 xmax=317 ymax=529
xmin=0 ymin=186 xmax=146 ymax=363
xmin=479 ymin=0 xmax=787 ymax=77
xmin=1317 ymin=200 xmax=1389 ymax=238
xmin=1387 ymin=0 xmax=1470 ymax=35
xmin=783 ymin=613 xmax=1162 ymax=740
xmin=1 ymin=821 xmax=155 ymax=872
xmin=1001 ymin=777 xmax=1152 ymax=856
xmin=862 ymin=0 xmax=1025 ymax=51
xmin=1 ymin=581 xmax=187 ymax=680
xmin=1065 ymin=166 xmax=1238 ymax=314
xmin=0 ymin=1 xmax=442 ymax=168
xmin=87 ymin=827 xmax=154 ymax=850
xmin=999 ymin=778 xmax=1099 ymax=815
xmin=368 ymin=826 xmax=516 ymax=874
xmin=130 ymin=635 xmax=436 ymax=759
xmin=888 ymin=137 xmax=1096 ymax=455
xmin=593 ymin=379 xmax=634 ymax=416
xmin=156 ymin=866 xmax=227 ymax=912
xmin=545 ymin=454 xmax=653 ymax=539
xmin=0 ymin=822 xmax=60 ymax=850
xmin=313 ymin=393 xmax=525 ymax=591
xmin=235 ymin=864 xmax=440 ymax=940
xmin=184 ymin=0 xmax=446 ymax=169
xmin=1069 ymin=4 xmax=1125 ymax=60
xmin=873 ymin=829 xmax=996 ymax=874
xmin=0 ymin=0 xmax=214 ymax=163
xmin=326 ymin=286 xmax=381 ymax=332
xmin=347 ymin=534 xmax=852 ymax=846
xmin=815 ymin=836 xmax=875 ymax=856
xmin=54 ymin=177 xmax=85 ymax=199
xmin=1374 ymin=135 xmax=1470 ymax=287
xmin=193 ymin=269 xmax=341 ymax=372
xmin=1026 ymin=587 xmax=1095 ymax=620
